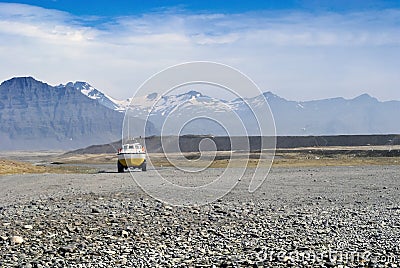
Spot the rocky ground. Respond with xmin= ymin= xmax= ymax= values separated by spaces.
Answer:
xmin=0 ymin=166 xmax=399 ymax=267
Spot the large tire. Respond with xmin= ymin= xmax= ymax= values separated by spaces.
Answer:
xmin=141 ymin=162 xmax=147 ymax=172
xmin=117 ymin=161 xmax=124 ymax=173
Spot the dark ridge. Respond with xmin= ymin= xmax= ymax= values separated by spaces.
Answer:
xmin=66 ymin=134 xmax=400 ymax=154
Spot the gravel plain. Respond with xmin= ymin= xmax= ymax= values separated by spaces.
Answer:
xmin=0 ymin=165 xmax=399 ymax=267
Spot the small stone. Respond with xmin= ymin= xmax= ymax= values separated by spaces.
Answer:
xmin=59 ymin=245 xmax=75 ymax=253
xmin=10 ymin=235 xmax=24 ymax=244
xmin=283 ymin=256 xmax=291 ymax=262
xmin=91 ymin=207 xmax=101 ymax=213
xmin=120 ymin=230 xmax=129 ymax=237
xmin=325 ymin=262 xmax=335 ymax=267
xmin=24 ymin=225 xmax=33 ymax=230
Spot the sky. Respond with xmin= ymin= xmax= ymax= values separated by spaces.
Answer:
xmin=0 ymin=0 xmax=399 ymax=101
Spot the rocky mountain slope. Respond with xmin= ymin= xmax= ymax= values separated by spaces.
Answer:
xmin=0 ymin=77 xmax=155 ymax=150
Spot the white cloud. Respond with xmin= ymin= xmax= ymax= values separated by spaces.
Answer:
xmin=0 ymin=3 xmax=399 ymax=101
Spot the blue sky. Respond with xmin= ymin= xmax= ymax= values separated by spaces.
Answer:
xmin=0 ymin=1 xmax=399 ymax=101
xmin=3 ymin=0 xmax=400 ymax=15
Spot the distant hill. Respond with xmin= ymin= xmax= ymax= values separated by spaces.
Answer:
xmin=67 ymin=134 xmax=400 ymax=154
xmin=266 ymin=93 xmax=400 ymax=136
xmin=0 ymin=77 xmax=156 ymax=150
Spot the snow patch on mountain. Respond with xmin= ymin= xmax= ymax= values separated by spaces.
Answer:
xmin=59 ymin=81 xmax=126 ymax=111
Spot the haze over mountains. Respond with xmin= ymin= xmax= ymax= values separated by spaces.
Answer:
xmin=0 ymin=77 xmax=399 ymax=150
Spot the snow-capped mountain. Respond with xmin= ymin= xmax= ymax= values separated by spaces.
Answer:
xmin=58 ymin=80 xmax=400 ymax=136
xmin=58 ymin=81 xmax=131 ymax=112
xmin=130 ymin=90 xmax=229 ymax=113
xmin=126 ymin=90 xmax=234 ymax=134
xmin=121 ymin=90 xmax=400 ymax=136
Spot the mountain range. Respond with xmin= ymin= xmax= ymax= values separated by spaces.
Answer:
xmin=71 ymin=80 xmax=400 ymax=137
xmin=64 ymin=80 xmax=400 ymax=136
xmin=0 ymin=77 xmax=399 ymax=150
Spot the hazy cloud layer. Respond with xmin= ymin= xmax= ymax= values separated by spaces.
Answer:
xmin=1 ymin=3 xmax=399 ymax=101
